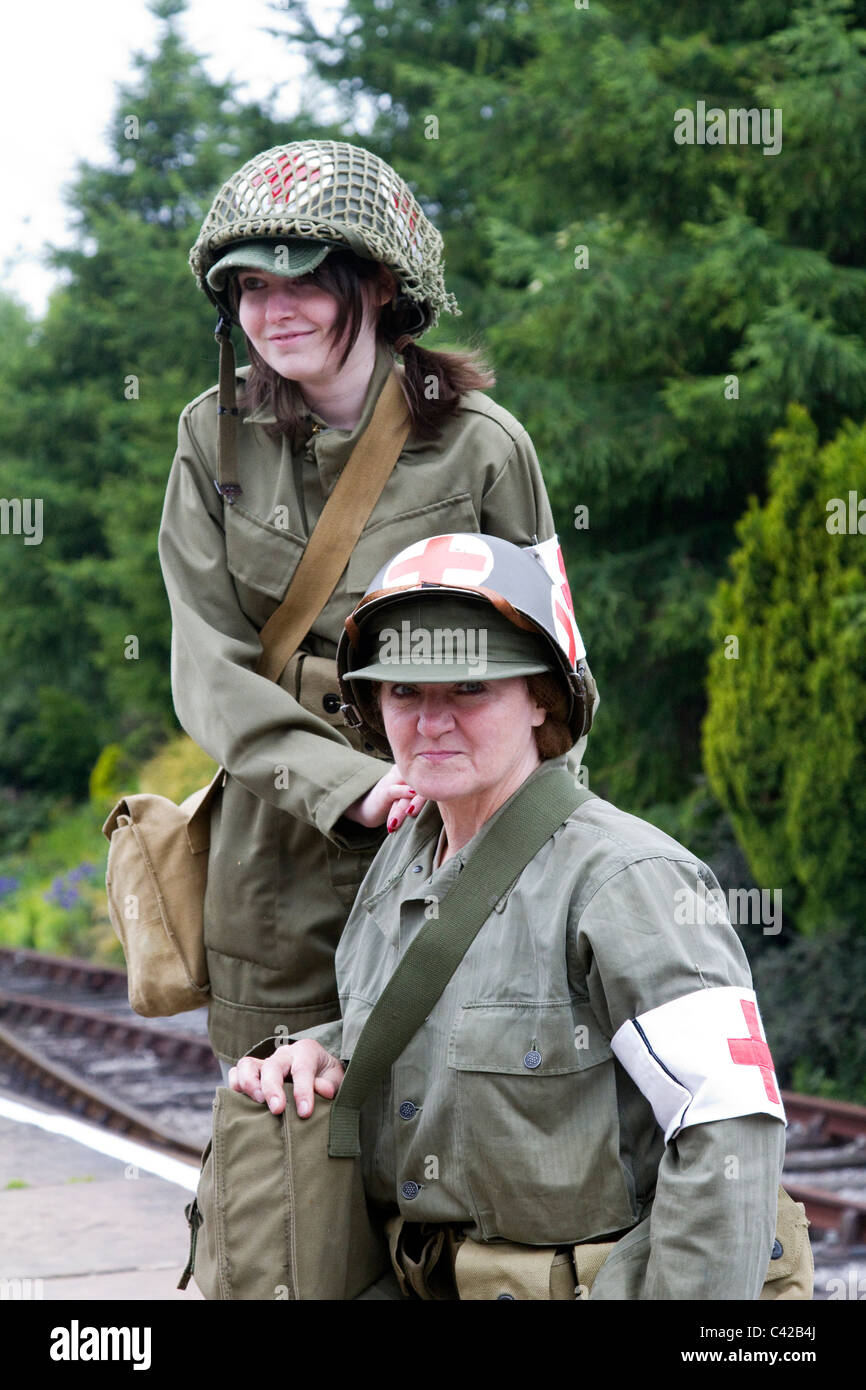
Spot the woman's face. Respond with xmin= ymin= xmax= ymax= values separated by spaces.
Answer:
xmin=236 ymin=266 xmax=391 ymax=381
xmin=237 ymin=269 xmax=345 ymax=380
xmin=379 ymin=677 xmax=547 ymax=810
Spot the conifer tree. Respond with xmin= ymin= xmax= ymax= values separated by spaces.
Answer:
xmin=283 ymin=0 xmax=866 ymax=814
xmin=704 ymin=405 xmax=866 ymax=933
xmin=0 ymin=0 xmax=290 ymax=797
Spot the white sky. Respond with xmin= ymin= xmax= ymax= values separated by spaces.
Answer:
xmin=0 ymin=0 xmax=349 ymax=316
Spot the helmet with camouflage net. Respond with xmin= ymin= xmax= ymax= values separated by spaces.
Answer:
xmin=189 ymin=140 xmax=460 ymax=336
xmin=336 ymin=533 xmax=596 ymax=756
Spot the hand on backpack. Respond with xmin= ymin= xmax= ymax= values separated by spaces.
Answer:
xmin=229 ymin=1040 xmax=345 ymax=1118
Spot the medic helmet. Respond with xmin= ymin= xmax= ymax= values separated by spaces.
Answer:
xmin=336 ymin=532 xmax=595 ymax=756
xmin=189 ymin=140 xmax=459 ymax=338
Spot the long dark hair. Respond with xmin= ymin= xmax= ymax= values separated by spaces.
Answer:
xmin=231 ymin=249 xmax=495 ymax=444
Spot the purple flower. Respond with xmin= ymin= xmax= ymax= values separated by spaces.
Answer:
xmin=43 ymin=877 xmax=81 ymax=910
xmin=67 ymin=863 xmax=95 ymax=884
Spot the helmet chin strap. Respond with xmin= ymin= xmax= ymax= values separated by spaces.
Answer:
xmin=213 ymin=316 xmax=242 ymax=504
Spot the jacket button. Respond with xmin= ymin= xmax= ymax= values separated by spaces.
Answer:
xmin=399 ymin=1101 xmax=417 ymax=1120
xmin=771 ymin=1239 xmax=783 ymax=1260
xmin=523 ymin=1049 xmax=542 ymax=1070
xmin=401 ymin=1180 xmax=420 ymax=1201
xmin=322 ymin=693 xmax=341 ymax=714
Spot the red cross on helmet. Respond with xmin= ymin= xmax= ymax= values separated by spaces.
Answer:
xmin=189 ymin=140 xmax=458 ymax=334
xmin=336 ymin=533 xmax=596 ymax=755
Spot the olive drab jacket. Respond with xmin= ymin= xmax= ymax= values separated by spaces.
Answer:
xmin=158 ymin=342 xmax=560 ymax=1062
xmin=293 ymin=755 xmax=787 ymax=1300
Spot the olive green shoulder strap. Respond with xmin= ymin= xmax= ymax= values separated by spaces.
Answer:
xmin=328 ymin=768 xmax=595 ymax=1158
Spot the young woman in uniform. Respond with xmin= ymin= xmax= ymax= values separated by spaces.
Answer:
xmin=158 ymin=142 xmax=578 ymax=1072
xmin=229 ymin=532 xmax=794 ymax=1300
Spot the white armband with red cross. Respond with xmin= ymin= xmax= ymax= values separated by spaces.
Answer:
xmin=611 ymin=986 xmax=786 ymax=1143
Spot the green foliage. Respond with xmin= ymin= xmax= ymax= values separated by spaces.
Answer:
xmin=137 ymin=734 xmax=218 ymax=802
xmin=751 ymin=920 xmax=866 ymax=1103
xmin=643 ymin=777 xmax=757 ymax=901
xmin=0 ymin=685 xmax=102 ymax=799
xmin=0 ymin=788 xmax=51 ymax=856
xmin=0 ymin=0 xmax=289 ymax=806
xmin=0 ymin=799 xmax=112 ymax=958
xmin=704 ymin=405 xmax=866 ymax=931
xmin=89 ymin=744 xmax=138 ymax=813
xmin=0 ymin=734 xmax=214 ymax=959
xmin=3 ymin=0 xmax=864 ymax=819
xmin=284 ymin=0 xmax=866 ymax=814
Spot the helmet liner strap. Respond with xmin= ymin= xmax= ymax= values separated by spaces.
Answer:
xmin=214 ymin=317 xmax=242 ymax=504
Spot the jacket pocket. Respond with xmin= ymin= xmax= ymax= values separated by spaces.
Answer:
xmin=224 ymin=504 xmax=306 ymax=623
xmin=449 ymin=1002 xmax=635 ymax=1244
xmin=344 ymin=494 xmax=480 ymax=595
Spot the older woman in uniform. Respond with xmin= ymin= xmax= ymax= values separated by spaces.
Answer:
xmin=230 ymin=533 xmax=790 ymax=1300
xmin=159 ymin=142 xmax=575 ymax=1074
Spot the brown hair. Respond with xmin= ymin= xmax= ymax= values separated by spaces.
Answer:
xmin=363 ymin=673 xmax=573 ymax=761
xmin=229 ymin=249 xmax=495 ymax=444
xmin=525 ymin=672 xmax=573 ymax=759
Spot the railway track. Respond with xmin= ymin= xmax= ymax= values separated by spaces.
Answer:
xmin=0 ymin=946 xmax=218 ymax=1159
xmin=2 ymin=946 xmax=866 ymax=1256
xmin=779 ymin=1093 xmax=866 ymax=1250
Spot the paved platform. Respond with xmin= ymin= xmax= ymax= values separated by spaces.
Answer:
xmin=0 ymin=1088 xmax=203 ymax=1300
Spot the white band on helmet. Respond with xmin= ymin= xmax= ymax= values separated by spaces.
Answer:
xmin=528 ymin=537 xmax=586 ymax=663
xmin=611 ymin=985 xmax=786 ymax=1142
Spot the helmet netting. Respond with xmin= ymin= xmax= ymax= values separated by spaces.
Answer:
xmin=189 ymin=141 xmax=460 ymax=330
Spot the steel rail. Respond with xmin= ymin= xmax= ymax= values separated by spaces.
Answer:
xmin=782 ymin=1091 xmax=866 ymax=1144
xmin=0 ymin=988 xmax=212 ymax=1066
xmin=781 ymin=1180 xmax=866 ymax=1246
xmin=0 ymin=1019 xmax=203 ymax=1162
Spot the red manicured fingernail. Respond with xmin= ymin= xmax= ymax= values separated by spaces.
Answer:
xmin=408 ymin=804 xmax=418 ymax=816
xmin=388 ymin=818 xmax=397 ymax=832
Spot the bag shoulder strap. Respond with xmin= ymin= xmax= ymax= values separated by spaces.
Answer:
xmin=256 ymin=369 xmax=411 ymax=682
xmin=328 ymin=768 xmax=596 ymax=1157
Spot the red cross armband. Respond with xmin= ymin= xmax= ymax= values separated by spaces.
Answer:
xmin=610 ymin=987 xmax=787 ymax=1142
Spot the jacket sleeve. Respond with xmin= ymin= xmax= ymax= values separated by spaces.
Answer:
xmin=158 ymin=405 xmax=386 ymax=849
xmin=643 ymin=1114 xmax=784 ymax=1299
xmin=575 ymin=858 xmax=786 ymax=1300
xmin=478 ymin=427 xmax=557 ymax=545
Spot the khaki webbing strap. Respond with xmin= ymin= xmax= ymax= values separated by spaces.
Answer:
xmin=573 ymin=1239 xmax=617 ymax=1294
xmin=255 ymin=368 xmax=411 ymax=683
xmin=328 ymin=769 xmax=595 ymax=1158
xmin=214 ymin=319 xmax=241 ymax=503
